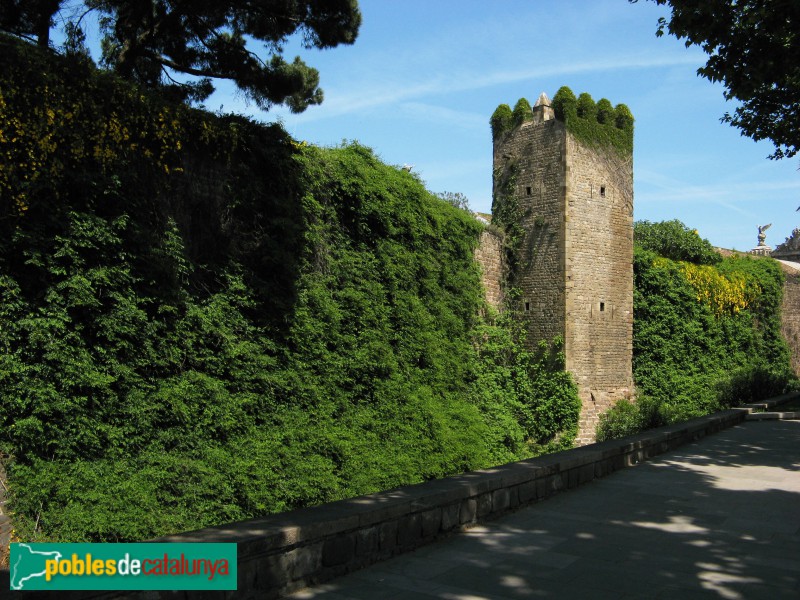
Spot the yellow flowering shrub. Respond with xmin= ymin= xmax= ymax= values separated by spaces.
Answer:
xmin=652 ymin=257 xmax=760 ymax=317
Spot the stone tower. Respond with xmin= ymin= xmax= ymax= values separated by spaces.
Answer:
xmin=492 ymin=91 xmax=634 ymax=445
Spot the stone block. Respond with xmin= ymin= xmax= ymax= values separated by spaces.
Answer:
xmin=536 ymin=477 xmax=547 ymax=500
xmin=518 ymin=481 xmax=537 ymax=504
xmin=578 ymin=463 xmax=595 ymax=485
xmin=420 ymin=508 xmax=442 ymax=538
xmin=441 ymin=503 xmax=460 ymax=531
xmin=257 ymin=553 xmax=290 ymax=590
xmin=287 ymin=543 xmax=323 ymax=581
xmin=567 ymin=468 xmax=579 ymax=489
xmin=460 ymin=498 xmax=477 ymax=524
xmin=476 ymin=493 xmax=493 ymax=518
xmin=322 ymin=533 xmax=355 ymax=567
xmin=492 ymin=488 xmax=510 ymax=514
xmin=379 ymin=520 xmax=398 ymax=551
xmin=355 ymin=526 xmax=379 ymax=557
xmin=397 ymin=513 xmax=422 ymax=547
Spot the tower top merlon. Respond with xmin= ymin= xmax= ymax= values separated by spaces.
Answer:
xmin=532 ymin=91 xmax=554 ymax=123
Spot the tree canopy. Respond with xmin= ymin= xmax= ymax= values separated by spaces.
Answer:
xmin=636 ymin=0 xmax=800 ymax=159
xmin=0 ymin=0 xmax=361 ymax=112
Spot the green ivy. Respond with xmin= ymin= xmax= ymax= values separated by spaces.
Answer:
xmin=597 ymin=228 xmax=795 ymax=441
xmin=0 ymin=35 xmax=580 ymax=543
xmin=491 ymin=162 xmax=524 ymax=275
xmin=493 ymin=86 xmax=632 ymax=156
xmin=512 ymin=97 xmax=533 ymax=127
xmin=552 ymin=85 xmax=633 ymax=156
xmin=491 ymin=103 xmax=513 ymax=138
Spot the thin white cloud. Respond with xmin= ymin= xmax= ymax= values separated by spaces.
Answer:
xmin=279 ymin=51 xmax=704 ymax=124
xmin=397 ymin=102 xmax=485 ymax=130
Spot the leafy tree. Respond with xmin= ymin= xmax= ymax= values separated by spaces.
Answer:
xmin=436 ymin=191 xmax=470 ymax=211
xmin=0 ymin=0 xmax=362 ymax=112
xmin=635 ymin=0 xmax=800 ymax=159
xmin=0 ymin=0 xmax=61 ymax=46
xmin=634 ymin=219 xmax=721 ymax=265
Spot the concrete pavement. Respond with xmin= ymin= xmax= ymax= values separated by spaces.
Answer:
xmin=289 ymin=420 xmax=800 ymax=599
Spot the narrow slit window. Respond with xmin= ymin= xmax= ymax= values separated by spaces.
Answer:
xmin=525 ymin=301 xmax=530 ymax=312
xmin=600 ymin=302 xmax=605 ymax=312
xmin=600 ymin=186 xmax=606 ymax=198
xmin=526 ymin=186 xmax=532 ymax=196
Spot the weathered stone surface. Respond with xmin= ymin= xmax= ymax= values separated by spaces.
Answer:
xmin=518 ymin=481 xmax=537 ymax=504
xmin=778 ymin=262 xmax=800 ymax=375
xmin=441 ymin=503 xmax=460 ymax=532
xmin=378 ymin=520 xmax=398 ymax=551
xmin=322 ymin=533 xmax=355 ymax=567
xmin=355 ymin=526 xmax=379 ymax=557
xmin=288 ymin=543 xmax=323 ymax=580
xmin=475 ymin=228 xmax=505 ymax=311
xmin=397 ymin=513 xmax=423 ymax=547
xmin=476 ymin=493 xmax=493 ymax=518
xmin=420 ymin=508 xmax=442 ymax=538
xmin=459 ymin=498 xmax=477 ymax=524
xmin=492 ymin=100 xmax=634 ymax=445
xmin=492 ymin=488 xmax=510 ymax=513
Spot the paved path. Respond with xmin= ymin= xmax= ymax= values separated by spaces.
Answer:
xmin=290 ymin=420 xmax=800 ymax=600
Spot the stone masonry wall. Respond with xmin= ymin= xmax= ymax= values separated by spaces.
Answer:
xmin=492 ymin=110 xmax=633 ymax=445
xmin=779 ymin=262 xmax=800 ymax=376
xmin=564 ymin=135 xmax=634 ymax=444
xmin=474 ymin=229 xmax=505 ymax=311
xmin=493 ymin=118 xmax=567 ymax=344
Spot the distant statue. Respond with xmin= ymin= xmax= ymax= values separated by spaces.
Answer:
xmin=757 ymin=223 xmax=772 ymax=247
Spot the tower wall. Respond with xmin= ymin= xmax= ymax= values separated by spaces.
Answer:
xmin=564 ymin=133 xmax=634 ymax=444
xmin=493 ymin=118 xmax=567 ymax=344
xmin=492 ymin=97 xmax=633 ymax=445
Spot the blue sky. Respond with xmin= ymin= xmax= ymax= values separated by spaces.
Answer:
xmin=77 ymin=0 xmax=800 ymax=252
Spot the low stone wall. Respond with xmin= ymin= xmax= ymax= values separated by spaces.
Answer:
xmin=8 ymin=400 xmax=792 ymax=599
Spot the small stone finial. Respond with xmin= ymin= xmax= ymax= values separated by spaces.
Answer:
xmin=534 ymin=92 xmax=551 ymax=108
xmin=532 ymin=91 xmax=554 ymax=123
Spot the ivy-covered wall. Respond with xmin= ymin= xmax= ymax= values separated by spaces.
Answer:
xmin=598 ymin=221 xmax=795 ymax=440
xmin=0 ymin=36 xmax=580 ymax=544
xmin=490 ymin=89 xmax=634 ymax=444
